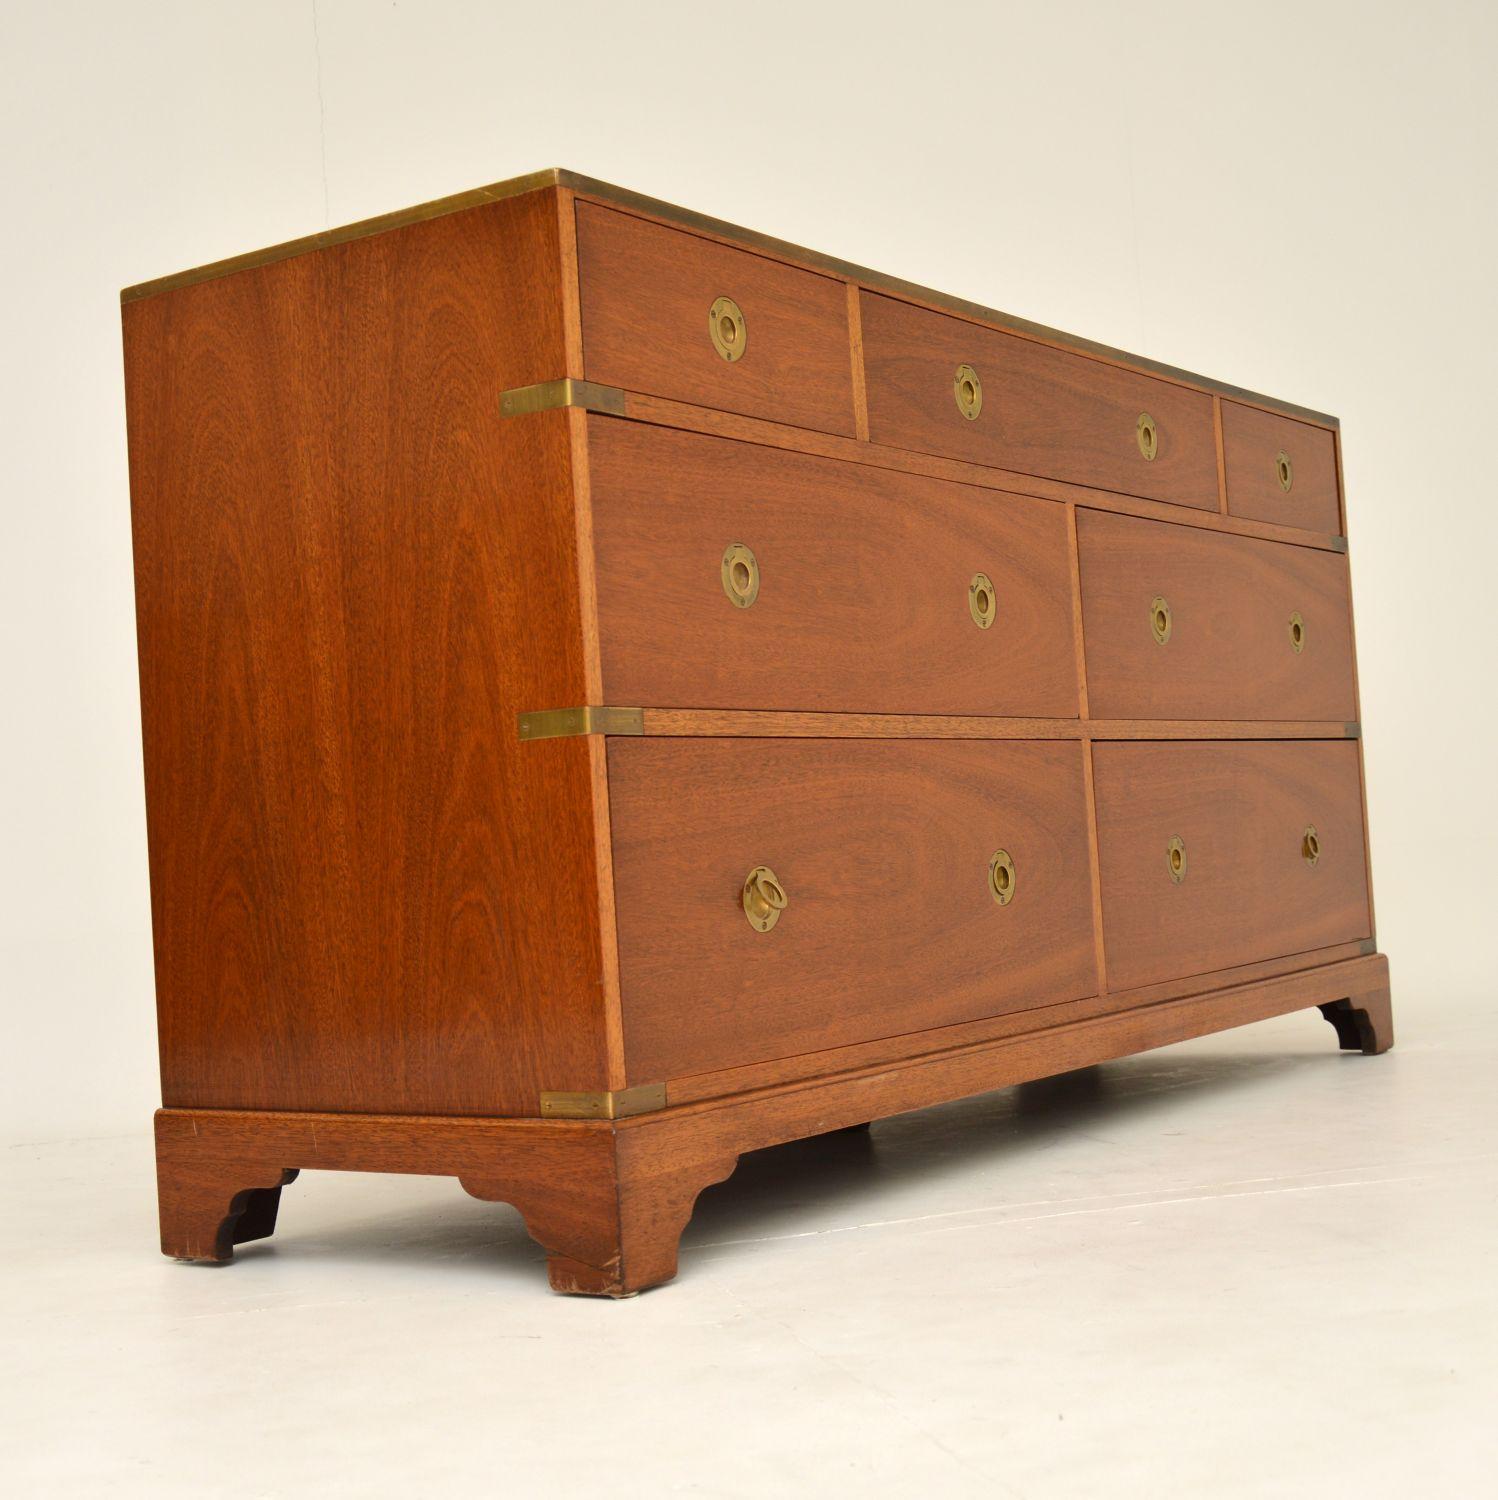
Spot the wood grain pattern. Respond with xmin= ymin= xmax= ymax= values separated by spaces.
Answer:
xmin=608 ymin=739 xmax=1097 ymax=1081
xmin=860 ymin=291 xmax=1220 ymax=510
xmin=154 ymin=951 xmax=1389 ymax=1292
xmin=588 ymin=419 xmax=1079 ymax=716
xmin=124 ymin=188 xmax=620 ymax=1116
xmin=618 ymin=390 xmax=1348 ymax=549
xmin=1092 ymin=741 xmax=1372 ymax=990
xmin=1077 ymin=509 xmax=1358 ymax=720
xmin=1222 ymin=400 xmax=1342 ymax=533
xmin=576 ymin=202 xmax=855 ymax=436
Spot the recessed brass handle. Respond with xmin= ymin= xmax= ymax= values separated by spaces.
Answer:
xmin=954 ymin=364 xmax=983 ymax=421
xmin=709 ymin=296 xmax=746 ymax=362
xmin=1137 ymin=412 xmax=1159 ymax=461
xmin=1276 ymin=450 xmax=1294 ymax=492
xmin=988 ymin=848 xmax=1016 ymax=906
xmin=1302 ymin=825 xmax=1321 ymax=866
xmin=742 ymin=865 xmax=787 ymax=932
xmin=1151 ymin=595 xmax=1172 ymax=645
xmin=721 ymin=543 xmax=760 ymax=608
xmin=1167 ymin=835 xmax=1187 ymax=884
xmin=1288 ymin=611 xmax=1305 ymax=653
xmin=969 ymin=571 xmax=997 ymax=630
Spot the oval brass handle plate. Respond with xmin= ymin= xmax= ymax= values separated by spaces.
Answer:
xmin=1151 ymin=594 xmax=1173 ymax=645
xmin=1137 ymin=412 xmax=1159 ymax=461
xmin=742 ymin=865 xmax=787 ymax=932
xmin=988 ymin=848 xmax=1016 ymax=906
xmin=969 ymin=571 xmax=997 ymax=630
xmin=1288 ymin=610 xmax=1306 ymax=653
xmin=953 ymin=363 xmax=983 ymax=421
xmin=709 ymin=296 xmax=746 ymax=362
xmin=1276 ymin=450 xmax=1294 ymax=492
xmin=721 ymin=542 xmax=760 ymax=608
xmin=1302 ymin=825 xmax=1321 ymax=866
xmin=1167 ymin=835 xmax=1187 ymax=884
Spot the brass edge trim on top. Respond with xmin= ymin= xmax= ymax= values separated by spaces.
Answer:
xmin=539 ymin=1083 xmax=667 ymax=1120
xmin=121 ymin=168 xmax=566 ymax=304
xmin=517 ymin=706 xmax=645 ymax=740
xmin=120 ymin=166 xmax=1339 ymax=429
xmin=500 ymin=378 xmax=626 ymax=417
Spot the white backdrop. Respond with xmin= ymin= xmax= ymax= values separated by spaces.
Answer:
xmin=2 ymin=0 xmax=1493 ymax=1142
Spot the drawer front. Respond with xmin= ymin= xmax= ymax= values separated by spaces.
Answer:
xmin=589 ymin=420 xmax=1080 ymax=717
xmin=1093 ymin=741 xmax=1371 ymax=990
xmin=609 ymin=739 xmax=1098 ymax=1081
xmin=576 ymin=203 xmax=856 ymax=436
xmin=1077 ymin=509 xmax=1357 ymax=720
xmin=1222 ymin=401 xmax=1341 ymax=533
xmin=860 ymin=291 xmax=1219 ymax=510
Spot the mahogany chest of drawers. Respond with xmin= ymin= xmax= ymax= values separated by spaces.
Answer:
xmin=122 ymin=169 xmax=1391 ymax=1295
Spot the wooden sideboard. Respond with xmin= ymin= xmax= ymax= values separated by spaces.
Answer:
xmin=122 ymin=169 xmax=1391 ymax=1296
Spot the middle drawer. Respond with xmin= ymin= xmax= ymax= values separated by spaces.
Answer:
xmin=588 ymin=420 xmax=1080 ymax=716
xmin=1077 ymin=509 xmax=1358 ymax=721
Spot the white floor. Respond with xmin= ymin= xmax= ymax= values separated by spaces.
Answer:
xmin=5 ymin=995 xmax=1496 ymax=1498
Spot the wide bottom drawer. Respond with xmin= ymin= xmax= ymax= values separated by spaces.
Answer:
xmin=1093 ymin=740 xmax=1371 ymax=990
xmin=608 ymin=738 xmax=1098 ymax=1082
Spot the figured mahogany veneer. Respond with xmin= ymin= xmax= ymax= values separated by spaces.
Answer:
xmin=577 ymin=203 xmax=855 ymax=436
xmin=1221 ymin=400 xmax=1342 ymax=534
xmin=1077 ymin=509 xmax=1358 ymax=721
xmin=1092 ymin=741 xmax=1372 ymax=990
xmin=589 ymin=419 xmax=1079 ymax=716
xmin=860 ymin=291 xmax=1220 ymax=510
xmin=609 ymin=738 xmax=1096 ymax=1078
xmin=122 ymin=169 xmax=1390 ymax=1295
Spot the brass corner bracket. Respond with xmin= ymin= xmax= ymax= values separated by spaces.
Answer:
xmin=499 ymin=378 xmax=626 ymax=417
xmin=517 ymin=706 xmax=645 ymax=740
xmin=540 ymin=1083 xmax=668 ymax=1120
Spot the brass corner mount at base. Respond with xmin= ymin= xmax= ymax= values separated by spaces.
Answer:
xmin=539 ymin=1083 xmax=669 ymax=1120
xmin=517 ymin=706 xmax=645 ymax=740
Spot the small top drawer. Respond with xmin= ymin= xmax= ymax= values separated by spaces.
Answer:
xmin=588 ymin=420 xmax=1080 ymax=717
xmin=1221 ymin=401 xmax=1341 ymax=534
xmin=1077 ymin=510 xmax=1357 ymax=721
xmin=860 ymin=292 xmax=1219 ymax=510
xmin=576 ymin=203 xmax=856 ymax=436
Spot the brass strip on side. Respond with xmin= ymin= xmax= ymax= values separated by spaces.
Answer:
xmin=500 ymin=378 xmax=626 ymax=417
xmin=540 ymin=1083 xmax=668 ymax=1120
xmin=517 ymin=706 xmax=645 ymax=740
